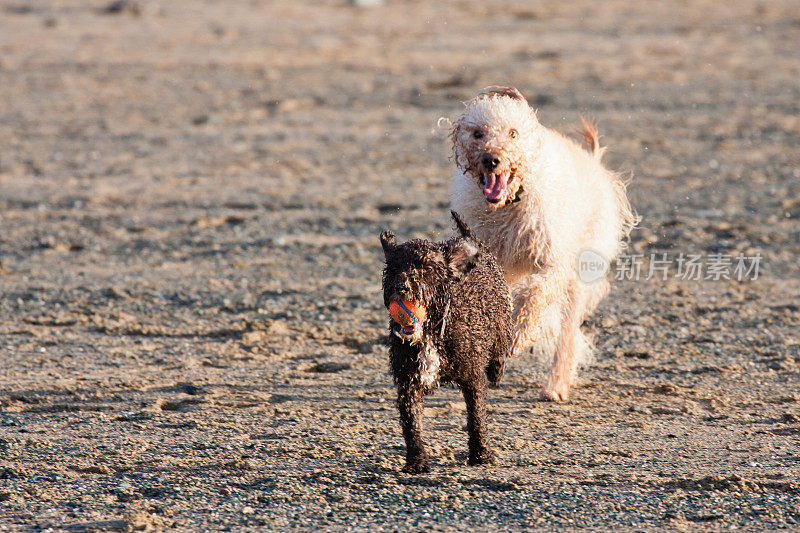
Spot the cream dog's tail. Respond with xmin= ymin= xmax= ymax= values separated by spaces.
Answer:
xmin=579 ymin=116 xmax=606 ymax=161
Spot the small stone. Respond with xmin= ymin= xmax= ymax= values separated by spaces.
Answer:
xmin=782 ymin=412 xmax=799 ymax=423
xmin=268 ymin=98 xmax=315 ymax=113
xmin=600 ymin=316 xmax=618 ymax=328
xmin=78 ymin=465 xmax=110 ymax=475
xmin=308 ymin=362 xmax=351 ymax=373
xmin=123 ymin=510 xmax=158 ymax=531
xmin=242 ymin=330 xmax=267 ymax=346
xmin=182 ymin=384 xmax=201 ymax=395
xmin=102 ymin=0 xmax=142 ymax=15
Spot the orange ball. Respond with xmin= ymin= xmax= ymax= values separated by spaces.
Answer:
xmin=389 ymin=299 xmax=426 ymax=327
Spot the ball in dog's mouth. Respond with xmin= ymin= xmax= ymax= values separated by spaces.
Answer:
xmin=389 ymin=299 xmax=426 ymax=339
xmin=481 ymin=170 xmax=513 ymax=204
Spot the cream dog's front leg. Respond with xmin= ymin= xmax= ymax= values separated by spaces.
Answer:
xmin=509 ymin=265 xmax=567 ymax=358
xmin=540 ymin=280 xmax=585 ymax=402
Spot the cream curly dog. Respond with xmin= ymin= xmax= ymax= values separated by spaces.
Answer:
xmin=450 ymin=87 xmax=636 ymax=401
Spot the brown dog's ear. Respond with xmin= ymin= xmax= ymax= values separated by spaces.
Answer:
xmin=479 ymin=86 xmax=526 ymax=102
xmin=446 ymin=239 xmax=479 ymax=277
xmin=380 ymin=230 xmax=395 ymax=258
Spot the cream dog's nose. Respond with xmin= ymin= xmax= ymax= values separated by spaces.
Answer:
xmin=481 ymin=153 xmax=501 ymax=171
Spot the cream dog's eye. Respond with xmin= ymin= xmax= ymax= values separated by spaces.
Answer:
xmin=509 ymin=129 xmax=518 ymax=138
xmin=473 ymin=130 xmax=483 ymax=139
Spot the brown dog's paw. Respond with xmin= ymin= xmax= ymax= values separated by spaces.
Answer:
xmin=486 ymin=359 xmax=505 ymax=387
xmin=468 ymin=448 xmax=496 ymax=466
xmin=402 ymin=457 xmax=431 ymax=474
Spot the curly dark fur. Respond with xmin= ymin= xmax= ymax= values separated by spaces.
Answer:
xmin=380 ymin=211 xmax=512 ymax=473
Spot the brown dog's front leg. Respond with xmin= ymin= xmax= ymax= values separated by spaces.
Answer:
xmin=396 ymin=383 xmax=430 ymax=473
xmin=461 ymin=379 xmax=495 ymax=466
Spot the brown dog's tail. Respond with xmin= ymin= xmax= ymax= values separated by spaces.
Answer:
xmin=450 ymin=210 xmax=477 ymax=241
xmin=579 ymin=116 xmax=606 ymax=161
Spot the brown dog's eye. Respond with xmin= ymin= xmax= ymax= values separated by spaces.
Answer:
xmin=473 ymin=130 xmax=483 ymax=139
xmin=509 ymin=129 xmax=518 ymax=138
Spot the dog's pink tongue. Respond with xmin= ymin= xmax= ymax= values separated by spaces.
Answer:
xmin=483 ymin=173 xmax=507 ymax=201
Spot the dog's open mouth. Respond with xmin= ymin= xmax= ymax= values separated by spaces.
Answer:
xmin=481 ymin=170 xmax=514 ymax=204
xmin=392 ymin=322 xmax=421 ymax=341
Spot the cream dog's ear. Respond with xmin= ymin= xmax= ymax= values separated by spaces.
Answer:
xmin=478 ymin=86 xmax=526 ymax=102
xmin=449 ymin=115 xmax=470 ymax=171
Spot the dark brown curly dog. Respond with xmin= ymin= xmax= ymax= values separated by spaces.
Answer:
xmin=380 ymin=211 xmax=512 ymax=473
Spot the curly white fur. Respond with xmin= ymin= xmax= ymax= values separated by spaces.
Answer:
xmin=449 ymin=87 xmax=636 ymax=401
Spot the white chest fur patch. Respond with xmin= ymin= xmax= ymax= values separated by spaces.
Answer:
xmin=419 ymin=340 xmax=441 ymax=389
